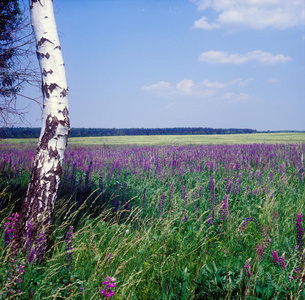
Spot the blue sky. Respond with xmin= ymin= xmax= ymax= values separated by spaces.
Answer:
xmin=20 ymin=0 xmax=305 ymax=131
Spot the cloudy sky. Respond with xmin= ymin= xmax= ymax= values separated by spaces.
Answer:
xmin=20 ymin=0 xmax=305 ymax=131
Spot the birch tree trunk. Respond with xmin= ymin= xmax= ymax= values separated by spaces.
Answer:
xmin=17 ymin=0 xmax=69 ymax=243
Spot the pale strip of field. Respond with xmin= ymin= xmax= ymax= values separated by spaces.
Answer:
xmin=1 ymin=132 xmax=305 ymax=146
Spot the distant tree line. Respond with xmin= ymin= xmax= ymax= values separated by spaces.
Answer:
xmin=0 ymin=127 xmax=259 ymax=138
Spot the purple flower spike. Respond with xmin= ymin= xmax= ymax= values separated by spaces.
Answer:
xmin=296 ymin=214 xmax=304 ymax=258
xmin=207 ymin=215 xmax=213 ymax=225
xmin=100 ymin=277 xmax=116 ymax=299
xmin=269 ymin=171 xmax=273 ymax=182
xmin=28 ymin=248 xmax=36 ymax=264
xmin=256 ymin=245 xmax=264 ymax=259
xmin=272 ymin=250 xmax=280 ymax=266
xmin=3 ymin=213 xmax=19 ymax=247
xmin=220 ymin=194 xmax=230 ymax=222
xmin=244 ymin=258 xmax=252 ymax=277
xmin=66 ymin=226 xmax=74 ymax=270
xmin=36 ymin=231 xmax=46 ymax=263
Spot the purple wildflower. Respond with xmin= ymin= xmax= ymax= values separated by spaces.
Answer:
xmin=299 ymin=167 xmax=303 ymax=183
xmin=100 ymin=277 xmax=116 ymax=299
xmin=28 ymin=248 xmax=36 ymax=264
xmin=36 ymin=231 xmax=46 ymax=262
xmin=207 ymin=215 xmax=213 ymax=225
xmin=272 ymin=250 xmax=280 ymax=266
xmin=3 ymin=213 xmax=19 ymax=247
xmin=296 ymin=213 xmax=304 ymax=258
xmin=256 ymin=245 xmax=264 ymax=260
xmin=269 ymin=171 xmax=273 ymax=182
xmin=243 ymin=217 xmax=262 ymax=231
xmin=220 ymin=194 xmax=230 ymax=222
xmin=233 ymin=179 xmax=239 ymax=195
xmin=210 ymin=177 xmax=215 ymax=196
xmin=244 ymin=258 xmax=252 ymax=277
xmin=66 ymin=226 xmax=74 ymax=270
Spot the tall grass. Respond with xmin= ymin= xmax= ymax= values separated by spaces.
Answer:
xmin=0 ymin=142 xmax=304 ymax=299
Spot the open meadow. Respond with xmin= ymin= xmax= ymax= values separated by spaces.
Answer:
xmin=1 ymin=133 xmax=305 ymax=299
xmin=1 ymin=132 xmax=305 ymax=146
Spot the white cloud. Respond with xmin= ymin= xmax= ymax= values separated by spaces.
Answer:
xmin=141 ymin=81 xmax=173 ymax=91
xmin=192 ymin=16 xmax=220 ymax=30
xmin=191 ymin=0 xmax=305 ymax=30
xmin=199 ymin=50 xmax=292 ymax=64
xmin=202 ymin=79 xmax=226 ymax=88
xmin=141 ymin=77 xmax=253 ymax=102
xmin=176 ymin=79 xmax=194 ymax=93
xmin=202 ymin=78 xmax=253 ymax=88
xmin=142 ymin=79 xmax=214 ymax=97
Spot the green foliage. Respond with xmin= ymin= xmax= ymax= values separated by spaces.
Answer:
xmin=0 ymin=0 xmax=22 ymax=97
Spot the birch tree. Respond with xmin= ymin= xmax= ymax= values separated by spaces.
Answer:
xmin=17 ymin=0 xmax=69 ymax=243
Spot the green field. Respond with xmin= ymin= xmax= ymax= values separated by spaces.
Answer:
xmin=1 ymin=132 xmax=305 ymax=146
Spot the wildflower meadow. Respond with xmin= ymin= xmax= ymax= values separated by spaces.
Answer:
xmin=0 ymin=141 xmax=305 ymax=299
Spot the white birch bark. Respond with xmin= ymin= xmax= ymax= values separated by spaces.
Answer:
xmin=18 ymin=0 xmax=69 ymax=239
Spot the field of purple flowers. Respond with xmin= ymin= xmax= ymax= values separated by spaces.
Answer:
xmin=0 ymin=142 xmax=305 ymax=299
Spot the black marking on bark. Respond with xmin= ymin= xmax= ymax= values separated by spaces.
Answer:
xmin=60 ymin=88 xmax=68 ymax=97
xmin=49 ymin=146 xmax=59 ymax=159
xmin=49 ymin=83 xmax=60 ymax=93
xmin=42 ymin=81 xmax=49 ymax=98
xmin=30 ymin=0 xmax=43 ymax=9
xmin=39 ymin=114 xmax=59 ymax=151
xmin=54 ymin=46 xmax=62 ymax=50
xmin=62 ymin=107 xmax=69 ymax=118
xmin=36 ymin=51 xmax=51 ymax=60
xmin=37 ymin=37 xmax=54 ymax=49
xmin=41 ymin=82 xmax=60 ymax=98
xmin=42 ymin=69 xmax=53 ymax=77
